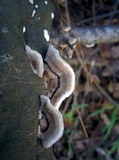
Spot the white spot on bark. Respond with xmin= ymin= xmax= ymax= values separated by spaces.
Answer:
xmin=0 ymin=54 xmax=14 ymax=63
xmin=0 ymin=91 xmax=3 ymax=96
xmin=44 ymin=1 xmax=48 ymax=5
xmin=43 ymin=29 xmax=50 ymax=42
xmin=36 ymin=17 xmax=41 ymax=20
xmin=2 ymin=27 xmax=8 ymax=33
xmin=32 ymin=10 xmax=36 ymax=17
xmin=51 ymin=12 xmax=54 ymax=19
xmin=29 ymin=0 xmax=34 ymax=4
xmin=35 ymin=5 xmax=38 ymax=8
xmin=23 ymin=26 xmax=26 ymax=33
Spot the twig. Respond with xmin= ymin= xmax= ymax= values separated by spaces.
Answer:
xmin=64 ymin=0 xmax=71 ymax=26
xmin=92 ymin=0 xmax=96 ymax=25
xmin=73 ymin=83 xmax=88 ymax=138
xmin=77 ymin=10 xmax=119 ymax=26
xmin=93 ymin=81 xmax=119 ymax=106
xmin=62 ymin=95 xmax=73 ymax=115
xmin=76 ymin=108 xmax=88 ymax=138
xmin=109 ymin=0 xmax=119 ymax=24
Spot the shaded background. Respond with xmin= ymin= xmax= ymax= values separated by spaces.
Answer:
xmin=50 ymin=0 xmax=119 ymax=160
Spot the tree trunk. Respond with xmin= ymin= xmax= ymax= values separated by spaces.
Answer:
xmin=0 ymin=0 xmax=55 ymax=159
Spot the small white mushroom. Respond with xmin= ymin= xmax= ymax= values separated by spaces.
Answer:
xmin=38 ymin=95 xmax=64 ymax=148
xmin=43 ymin=45 xmax=75 ymax=110
xmin=25 ymin=45 xmax=44 ymax=78
xmin=62 ymin=26 xmax=71 ymax=32
xmin=85 ymin=43 xmax=95 ymax=48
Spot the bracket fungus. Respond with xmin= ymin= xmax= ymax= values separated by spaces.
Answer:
xmin=43 ymin=45 xmax=75 ymax=110
xmin=38 ymin=95 xmax=64 ymax=148
xmin=25 ymin=45 xmax=44 ymax=78
xmin=25 ymin=44 xmax=75 ymax=148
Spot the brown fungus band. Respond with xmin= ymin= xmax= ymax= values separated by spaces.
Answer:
xmin=38 ymin=111 xmax=50 ymax=132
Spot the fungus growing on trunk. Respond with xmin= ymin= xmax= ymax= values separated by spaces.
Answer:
xmin=38 ymin=95 xmax=64 ymax=148
xmin=25 ymin=45 xmax=75 ymax=148
xmin=25 ymin=45 xmax=44 ymax=78
xmin=43 ymin=45 xmax=75 ymax=109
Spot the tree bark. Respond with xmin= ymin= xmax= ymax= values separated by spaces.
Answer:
xmin=0 ymin=0 xmax=55 ymax=159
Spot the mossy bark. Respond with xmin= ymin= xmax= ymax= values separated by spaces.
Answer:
xmin=0 ymin=0 xmax=55 ymax=159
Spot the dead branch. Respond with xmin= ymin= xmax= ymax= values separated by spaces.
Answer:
xmin=72 ymin=25 xmax=119 ymax=44
xmin=51 ymin=25 xmax=119 ymax=46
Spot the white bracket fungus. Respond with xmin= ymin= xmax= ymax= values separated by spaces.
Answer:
xmin=43 ymin=45 xmax=75 ymax=110
xmin=38 ymin=95 xmax=64 ymax=148
xmin=25 ymin=45 xmax=44 ymax=78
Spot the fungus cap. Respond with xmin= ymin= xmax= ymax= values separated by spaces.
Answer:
xmin=43 ymin=45 xmax=75 ymax=109
xmin=38 ymin=95 xmax=64 ymax=148
xmin=25 ymin=45 xmax=44 ymax=78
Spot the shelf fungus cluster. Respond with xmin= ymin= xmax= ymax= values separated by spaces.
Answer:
xmin=25 ymin=45 xmax=75 ymax=148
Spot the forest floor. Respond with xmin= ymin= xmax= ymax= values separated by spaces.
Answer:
xmin=50 ymin=0 xmax=119 ymax=160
